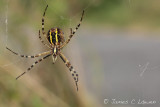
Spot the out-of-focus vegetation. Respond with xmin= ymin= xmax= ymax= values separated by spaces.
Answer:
xmin=0 ymin=0 xmax=160 ymax=107
xmin=88 ymin=0 xmax=160 ymax=28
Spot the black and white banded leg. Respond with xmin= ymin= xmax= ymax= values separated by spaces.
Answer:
xmin=59 ymin=52 xmax=79 ymax=91
xmin=39 ymin=30 xmax=51 ymax=48
xmin=16 ymin=54 xmax=51 ymax=80
xmin=60 ymin=10 xmax=84 ymax=48
xmin=42 ymin=5 xmax=48 ymax=38
xmin=6 ymin=47 xmax=51 ymax=58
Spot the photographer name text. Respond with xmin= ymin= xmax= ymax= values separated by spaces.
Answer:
xmin=104 ymin=99 xmax=156 ymax=105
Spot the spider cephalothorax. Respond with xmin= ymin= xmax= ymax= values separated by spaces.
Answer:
xmin=6 ymin=5 xmax=84 ymax=91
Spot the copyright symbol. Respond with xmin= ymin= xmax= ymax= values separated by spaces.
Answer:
xmin=104 ymin=99 xmax=109 ymax=104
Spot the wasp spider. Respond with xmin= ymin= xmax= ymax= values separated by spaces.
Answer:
xmin=6 ymin=5 xmax=84 ymax=91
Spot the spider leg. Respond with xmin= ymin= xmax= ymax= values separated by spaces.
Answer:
xmin=6 ymin=47 xmax=51 ymax=58
xmin=70 ymin=28 xmax=73 ymax=34
xmin=38 ymin=30 xmax=51 ymax=49
xmin=41 ymin=5 xmax=52 ymax=46
xmin=42 ymin=5 xmax=48 ymax=38
xmin=60 ymin=10 xmax=84 ymax=49
xmin=16 ymin=54 xmax=51 ymax=80
xmin=59 ymin=52 xmax=79 ymax=91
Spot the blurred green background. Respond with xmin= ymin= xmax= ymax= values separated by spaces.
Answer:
xmin=0 ymin=0 xmax=160 ymax=107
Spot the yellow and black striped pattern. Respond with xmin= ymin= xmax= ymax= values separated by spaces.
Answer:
xmin=47 ymin=28 xmax=63 ymax=46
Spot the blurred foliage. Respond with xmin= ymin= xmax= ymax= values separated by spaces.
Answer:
xmin=1 ymin=0 xmax=160 ymax=29
xmin=86 ymin=0 xmax=160 ymax=29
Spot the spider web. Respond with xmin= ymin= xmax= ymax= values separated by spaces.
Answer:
xmin=0 ymin=0 xmax=96 ymax=69
xmin=0 ymin=0 xmax=13 ymax=68
xmin=43 ymin=0 xmax=94 ymax=30
xmin=1 ymin=0 xmax=159 ymax=75
xmin=1 ymin=1 xmax=160 ymax=106
xmin=1 ymin=0 xmax=158 ymax=78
